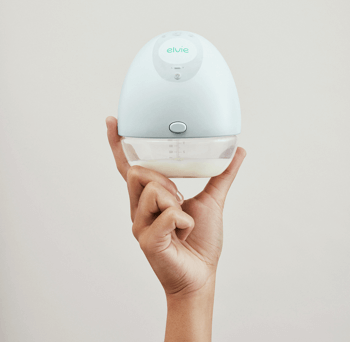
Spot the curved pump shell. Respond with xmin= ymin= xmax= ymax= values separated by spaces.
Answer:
xmin=118 ymin=31 xmax=241 ymax=139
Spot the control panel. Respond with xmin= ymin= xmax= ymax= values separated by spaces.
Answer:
xmin=152 ymin=31 xmax=203 ymax=82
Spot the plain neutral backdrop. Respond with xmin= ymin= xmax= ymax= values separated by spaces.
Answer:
xmin=1 ymin=0 xmax=350 ymax=341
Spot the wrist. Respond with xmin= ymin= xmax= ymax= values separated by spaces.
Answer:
xmin=164 ymin=274 xmax=216 ymax=342
xmin=166 ymin=272 xmax=216 ymax=303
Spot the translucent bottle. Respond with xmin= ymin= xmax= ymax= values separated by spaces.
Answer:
xmin=121 ymin=136 xmax=238 ymax=178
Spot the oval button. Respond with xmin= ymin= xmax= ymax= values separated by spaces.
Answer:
xmin=169 ymin=121 xmax=187 ymax=134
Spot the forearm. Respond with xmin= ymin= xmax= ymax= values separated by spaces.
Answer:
xmin=164 ymin=275 xmax=216 ymax=342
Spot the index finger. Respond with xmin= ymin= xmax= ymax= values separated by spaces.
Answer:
xmin=106 ymin=116 xmax=129 ymax=180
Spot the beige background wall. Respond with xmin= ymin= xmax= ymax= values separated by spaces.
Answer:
xmin=1 ymin=0 xmax=349 ymax=341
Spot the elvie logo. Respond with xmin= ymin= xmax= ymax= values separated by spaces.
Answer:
xmin=167 ymin=47 xmax=189 ymax=53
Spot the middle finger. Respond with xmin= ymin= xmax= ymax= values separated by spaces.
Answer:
xmin=126 ymin=165 xmax=183 ymax=221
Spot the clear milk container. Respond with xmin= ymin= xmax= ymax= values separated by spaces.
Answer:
xmin=121 ymin=136 xmax=238 ymax=178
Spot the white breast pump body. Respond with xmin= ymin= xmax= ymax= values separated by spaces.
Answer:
xmin=118 ymin=31 xmax=241 ymax=178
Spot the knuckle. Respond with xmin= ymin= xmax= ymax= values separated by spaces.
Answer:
xmin=144 ymin=181 xmax=161 ymax=195
xmin=147 ymin=180 xmax=161 ymax=189
xmin=164 ymin=206 xmax=180 ymax=219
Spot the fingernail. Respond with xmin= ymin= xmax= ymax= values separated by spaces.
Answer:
xmin=175 ymin=191 xmax=184 ymax=204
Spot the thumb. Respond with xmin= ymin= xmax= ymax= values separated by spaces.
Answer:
xmin=201 ymin=147 xmax=246 ymax=207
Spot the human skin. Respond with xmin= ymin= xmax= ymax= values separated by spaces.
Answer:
xmin=106 ymin=116 xmax=246 ymax=342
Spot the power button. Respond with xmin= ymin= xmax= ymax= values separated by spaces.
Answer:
xmin=169 ymin=121 xmax=187 ymax=134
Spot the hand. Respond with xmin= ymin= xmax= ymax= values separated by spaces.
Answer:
xmin=106 ymin=116 xmax=246 ymax=341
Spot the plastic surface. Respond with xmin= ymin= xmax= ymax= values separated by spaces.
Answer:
xmin=118 ymin=30 xmax=241 ymax=138
xmin=121 ymin=136 xmax=238 ymax=178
